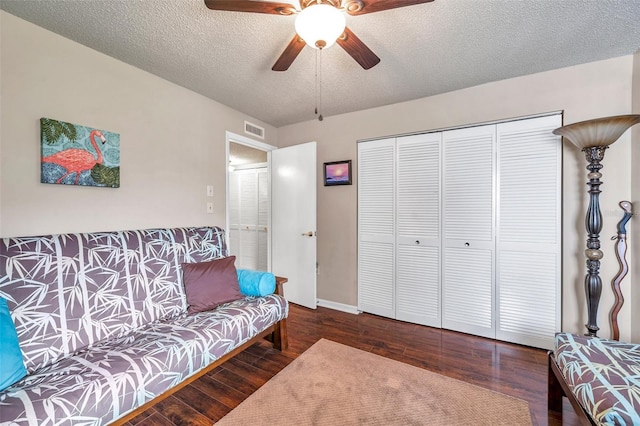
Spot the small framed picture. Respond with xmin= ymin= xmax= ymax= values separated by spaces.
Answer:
xmin=323 ymin=160 xmax=352 ymax=186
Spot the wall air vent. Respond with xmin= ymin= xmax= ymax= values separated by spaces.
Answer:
xmin=244 ymin=121 xmax=265 ymax=139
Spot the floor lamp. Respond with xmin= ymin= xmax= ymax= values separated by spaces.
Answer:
xmin=553 ymin=114 xmax=640 ymax=337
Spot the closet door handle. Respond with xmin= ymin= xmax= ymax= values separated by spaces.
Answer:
xmin=415 ymin=240 xmax=420 ymax=245
xmin=465 ymin=242 xmax=470 ymax=247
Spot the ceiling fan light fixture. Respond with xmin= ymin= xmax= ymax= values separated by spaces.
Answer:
xmin=295 ymin=4 xmax=346 ymax=49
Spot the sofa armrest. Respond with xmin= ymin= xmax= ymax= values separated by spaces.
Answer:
xmin=275 ymin=276 xmax=287 ymax=296
xmin=272 ymin=276 xmax=288 ymax=351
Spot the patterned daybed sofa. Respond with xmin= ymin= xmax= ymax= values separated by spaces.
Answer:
xmin=548 ymin=333 xmax=640 ymax=425
xmin=0 ymin=226 xmax=288 ymax=425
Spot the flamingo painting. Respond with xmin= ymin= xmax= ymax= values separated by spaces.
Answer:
xmin=41 ymin=118 xmax=120 ymax=187
xmin=43 ymin=129 xmax=106 ymax=184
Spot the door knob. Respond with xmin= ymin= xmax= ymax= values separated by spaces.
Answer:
xmin=465 ymin=242 xmax=470 ymax=247
xmin=301 ymin=231 xmax=314 ymax=237
xmin=415 ymin=240 xmax=420 ymax=245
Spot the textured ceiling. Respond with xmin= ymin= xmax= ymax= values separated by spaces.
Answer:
xmin=2 ymin=0 xmax=640 ymax=127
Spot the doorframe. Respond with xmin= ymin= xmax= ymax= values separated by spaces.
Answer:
xmin=225 ymin=131 xmax=278 ymax=270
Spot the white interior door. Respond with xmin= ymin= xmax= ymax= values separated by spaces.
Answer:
xmin=271 ymin=142 xmax=317 ymax=309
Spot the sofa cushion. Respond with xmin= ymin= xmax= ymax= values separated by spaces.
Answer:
xmin=0 ymin=294 xmax=288 ymax=425
xmin=182 ymin=256 xmax=243 ymax=314
xmin=0 ymin=298 xmax=27 ymax=391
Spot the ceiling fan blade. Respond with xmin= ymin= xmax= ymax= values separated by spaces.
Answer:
xmin=272 ymin=35 xmax=306 ymax=71
xmin=336 ymin=27 xmax=380 ymax=70
xmin=343 ymin=0 xmax=433 ymax=15
xmin=204 ymin=0 xmax=298 ymax=15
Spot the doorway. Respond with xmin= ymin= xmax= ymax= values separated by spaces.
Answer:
xmin=225 ymin=132 xmax=276 ymax=271
xmin=225 ymin=132 xmax=318 ymax=309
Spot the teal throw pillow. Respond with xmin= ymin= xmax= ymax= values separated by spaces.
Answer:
xmin=0 ymin=298 xmax=27 ymax=391
xmin=237 ymin=269 xmax=276 ymax=296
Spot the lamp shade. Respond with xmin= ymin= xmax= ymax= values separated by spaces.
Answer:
xmin=295 ymin=4 xmax=346 ymax=49
xmin=552 ymin=114 xmax=640 ymax=149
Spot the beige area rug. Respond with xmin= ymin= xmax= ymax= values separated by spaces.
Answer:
xmin=216 ymin=339 xmax=532 ymax=425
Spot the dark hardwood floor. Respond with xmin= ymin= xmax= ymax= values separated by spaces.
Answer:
xmin=125 ymin=304 xmax=580 ymax=426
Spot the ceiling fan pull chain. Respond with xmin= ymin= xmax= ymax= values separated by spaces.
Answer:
xmin=318 ymin=49 xmax=323 ymax=121
xmin=314 ymin=49 xmax=319 ymax=116
xmin=314 ymin=48 xmax=323 ymax=121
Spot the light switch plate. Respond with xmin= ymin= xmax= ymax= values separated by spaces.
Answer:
xmin=206 ymin=202 xmax=213 ymax=213
xmin=206 ymin=185 xmax=214 ymax=197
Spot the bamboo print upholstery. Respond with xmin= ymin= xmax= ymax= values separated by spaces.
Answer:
xmin=554 ymin=333 xmax=640 ymax=425
xmin=0 ymin=226 xmax=288 ymax=425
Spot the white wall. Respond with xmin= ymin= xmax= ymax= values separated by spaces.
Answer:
xmin=0 ymin=11 xmax=276 ymax=237
xmin=631 ymin=50 xmax=640 ymax=343
xmin=278 ymin=56 xmax=636 ymax=341
xmin=0 ymin=17 xmax=3 ymax=237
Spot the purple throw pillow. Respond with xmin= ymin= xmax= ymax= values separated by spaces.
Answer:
xmin=182 ymin=256 xmax=244 ymax=314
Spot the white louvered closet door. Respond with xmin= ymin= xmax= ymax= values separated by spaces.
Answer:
xmin=228 ymin=172 xmax=241 ymax=258
xmin=496 ymin=115 xmax=561 ymax=349
xmin=257 ymin=169 xmax=269 ymax=271
xmin=358 ymin=138 xmax=396 ymax=318
xmin=395 ymin=134 xmax=442 ymax=327
xmin=229 ymin=168 xmax=269 ymax=270
xmin=239 ymin=171 xmax=259 ymax=268
xmin=442 ymin=125 xmax=496 ymax=339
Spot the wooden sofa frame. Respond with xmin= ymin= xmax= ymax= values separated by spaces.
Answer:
xmin=548 ymin=351 xmax=596 ymax=426
xmin=112 ymin=276 xmax=289 ymax=425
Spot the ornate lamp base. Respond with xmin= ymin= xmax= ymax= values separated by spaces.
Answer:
xmin=582 ymin=146 xmax=605 ymax=337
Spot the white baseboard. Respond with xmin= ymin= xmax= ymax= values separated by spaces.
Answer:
xmin=317 ymin=299 xmax=360 ymax=315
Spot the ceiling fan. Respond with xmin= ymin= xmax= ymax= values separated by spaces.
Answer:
xmin=204 ymin=0 xmax=434 ymax=71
